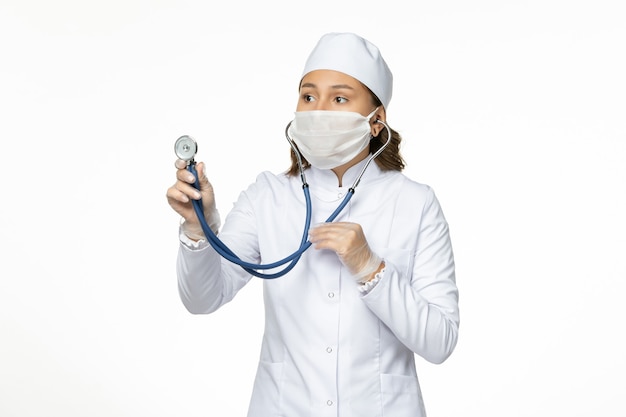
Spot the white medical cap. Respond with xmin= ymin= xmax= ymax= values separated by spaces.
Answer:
xmin=301 ymin=32 xmax=393 ymax=109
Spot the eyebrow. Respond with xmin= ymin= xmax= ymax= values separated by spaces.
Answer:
xmin=300 ymin=82 xmax=355 ymax=90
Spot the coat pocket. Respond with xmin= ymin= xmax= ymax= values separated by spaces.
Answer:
xmin=247 ymin=361 xmax=284 ymax=417
xmin=374 ymin=247 xmax=413 ymax=278
xmin=380 ymin=373 xmax=426 ymax=417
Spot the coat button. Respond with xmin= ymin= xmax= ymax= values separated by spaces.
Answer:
xmin=326 ymin=347 xmax=333 ymax=353
xmin=327 ymin=292 xmax=335 ymax=298
xmin=327 ymin=400 xmax=333 ymax=406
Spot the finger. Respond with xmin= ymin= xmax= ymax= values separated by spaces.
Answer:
xmin=309 ymin=227 xmax=344 ymax=250
xmin=166 ymin=185 xmax=190 ymax=204
xmin=174 ymin=179 xmax=202 ymax=200
xmin=176 ymin=166 xmax=196 ymax=184
xmin=195 ymin=162 xmax=212 ymax=189
xmin=309 ymin=222 xmax=353 ymax=240
xmin=174 ymin=159 xmax=187 ymax=169
xmin=308 ymin=223 xmax=332 ymax=242
xmin=310 ymin=239 xmax=338 ymax=252
xmin=310 ymin=222 xmax=355 ymax=232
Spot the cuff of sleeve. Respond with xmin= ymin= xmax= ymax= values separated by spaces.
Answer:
xmin=358 ymin=267 xmax=385 ymax=295
xmin=179 ymin=227 xmax=210 ymax=249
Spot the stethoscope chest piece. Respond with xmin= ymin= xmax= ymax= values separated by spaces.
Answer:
xmin=174 ymin=135 xmax=198 ymax=163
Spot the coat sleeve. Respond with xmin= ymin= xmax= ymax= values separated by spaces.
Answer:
xmin=176 ymin=184 xmax=261 ymax=314
xmin=360 ymin=187 xmax=460 ymax=364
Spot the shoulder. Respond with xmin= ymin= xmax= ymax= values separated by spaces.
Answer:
xmin=380 ymin=170 xmax=435 ymax=199
xmin=380 ymin=172 xmax=445 ymax=219
xmin=241 ymin=170 xmax=298 ymax=197
xmin=254 ymin=170 xmax=295 ymax=187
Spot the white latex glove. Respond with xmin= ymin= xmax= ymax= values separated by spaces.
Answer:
xmin=166 ymin=159 xmax=221 ymax=240
xmin=308 ymin=222 xmax=383 ymax=283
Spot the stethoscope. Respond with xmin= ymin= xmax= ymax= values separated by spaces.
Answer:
xmin=174 ymin=119 xmax=392 ymax=279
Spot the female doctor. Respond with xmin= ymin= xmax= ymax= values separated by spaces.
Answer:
xmin=166 ymin=32 xmax=460 ymax=417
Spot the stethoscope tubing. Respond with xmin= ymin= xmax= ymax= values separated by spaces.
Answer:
xmin=186 ymin=119 xmax=390 ymax=279
xmin=189 ymin=163 xmax=354 ymax=278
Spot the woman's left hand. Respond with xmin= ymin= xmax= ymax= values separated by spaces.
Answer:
xmin=308 ymin=222 xmax=383 ymax=282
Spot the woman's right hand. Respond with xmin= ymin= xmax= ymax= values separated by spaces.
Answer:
xmin=166 ymin=159 xmax=220 ymax=240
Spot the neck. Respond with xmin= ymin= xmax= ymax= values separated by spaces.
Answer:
xmin=331 ymin=149 xmax=370 ymax=187
xmin=331 ymin=167 xmax=347 ymax=187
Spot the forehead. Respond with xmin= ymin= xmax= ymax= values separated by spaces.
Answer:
xmin=300 ymin=69 xmax=367 ymax=91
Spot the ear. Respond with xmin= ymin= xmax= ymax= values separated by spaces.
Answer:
xmin=369 ymin=107 xmax=387 ymax=137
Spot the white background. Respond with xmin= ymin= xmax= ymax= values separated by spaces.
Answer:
xmin=1 ymin=1 xmax=625 ymax=416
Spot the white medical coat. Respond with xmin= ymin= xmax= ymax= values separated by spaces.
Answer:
xmin=177 ymin=157 xmax=459 ymax=417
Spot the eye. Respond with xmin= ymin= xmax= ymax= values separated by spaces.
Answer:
xmin=334 ymin=96 xmax=348 ymax=104
xmin=302 ymin=94 xmax=315 ymax=102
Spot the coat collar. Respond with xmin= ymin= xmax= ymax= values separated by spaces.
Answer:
xmin=306 ymin=155 xmax=383 ymax=192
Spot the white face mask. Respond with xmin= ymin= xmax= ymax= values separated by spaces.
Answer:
xmin=288 ymin=108 xmax=378 ymax=170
